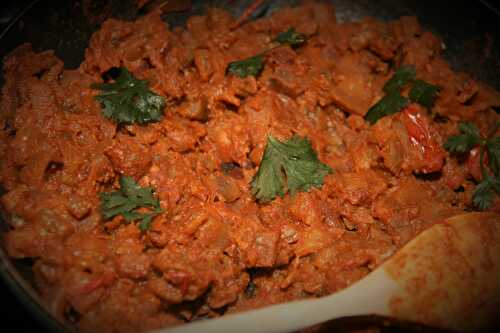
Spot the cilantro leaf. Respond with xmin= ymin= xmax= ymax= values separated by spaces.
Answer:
xmin=473 ymin=176 xmax=500 ymax=211
xmin=273 ymin=28 xmax=306 ymax=46
xmin=365 ymin=66 xmax=441 ymax=124
xmin=251 ymin=135 xmax=333 ymax=202
xmin=444 ymin=121 xmax=500 ymax=210
xmin=137 ymin=213 xmax=158 ymax=232
xmin=226 ymin=28 xmax=307 ymax=78
xmin=100 ymin=176 xmax=162 ymax=231
xmin=486 ymin=137 xmax=500 ymax=177
xmin=459 ymin=122 xmax=482 ymax=140
xmin=409 ymin=79 xmax=439 ymax=108
xmin=383 ymin=65 xmax=416 ymax=93
xmin=227 ymin=55 xmax=264 ymax=78
xmin=92 ymin=68 xmax=165 ymax=125
xmin=443 ymin=122 xmax=482 ymax=153
xmin=364 ymin=91 xmax=409 ymax=124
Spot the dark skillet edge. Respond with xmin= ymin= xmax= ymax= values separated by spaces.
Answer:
xmin=0 ymin=0 xmax=39 ymax=42
xmin=478 ymin=0 xmax=500 ymax=17
xmin=0 ymin=244 xmax=74 ymax=333
xmin=0 ymin=1 xmax=499 ymax=333
xmin=1 ymin=0 xmax=499 ymax=87
xmin=302 ymin=314 xmax=459 ymax=333
xmin=0 ymin=182 xmax=72 ymax=331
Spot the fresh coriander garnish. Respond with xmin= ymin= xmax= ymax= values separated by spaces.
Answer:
xmin=226 ymin=27 xmax=307 ymax=78
xmin=273 ymin=28 xmax=306 ymax=46
xmin=251 ymin=135 xmax=333 ymax=202
xmin=100 ymin=176 xmax=162 ymax=231
xmin=444 ymin=121 xmax=500 ymax=210
xmin=227 ymin=55 xmax=264 ymax=78
xmin=364 ymin=66 xmax=439 ymax=124
xmin=92 ymin=68 xmax=165 ymax=125
xmin=365 ymin=91 xmax=409 ymax=125
xmin=473 ymin=177 xmax=500 ymax=211
xmin=383 ymin=65 xmax=416 ymax=93
xmin=409 ymin=79 xmax=440 ymax=108
xmin=486 ymin=137 xmax=500 ymax=176
xmin=443 ymin=122 xmax=482 ymax=154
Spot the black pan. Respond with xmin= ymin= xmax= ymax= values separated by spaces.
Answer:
xmin=0 ymin=1 xmax=499 ymax=332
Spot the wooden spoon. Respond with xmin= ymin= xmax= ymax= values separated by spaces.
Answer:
xmin=157 ymin=212 xmax=500 ymax=333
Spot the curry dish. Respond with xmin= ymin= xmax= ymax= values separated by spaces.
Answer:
xmin=1 ymin=2 xmax=499 ymax=333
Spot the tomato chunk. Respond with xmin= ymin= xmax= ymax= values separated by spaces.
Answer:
xmin=76 ymin=271 xmax=116 ymax=295
xmin=401 ymin=105 xmax=445 ymax=173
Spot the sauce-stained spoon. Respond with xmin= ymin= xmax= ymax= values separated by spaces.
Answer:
xmin=156 ymin=212 xmax=500 ymax=333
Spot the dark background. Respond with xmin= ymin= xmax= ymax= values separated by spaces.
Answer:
xmin=0 ymin=1 xmax=499 ymax=333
